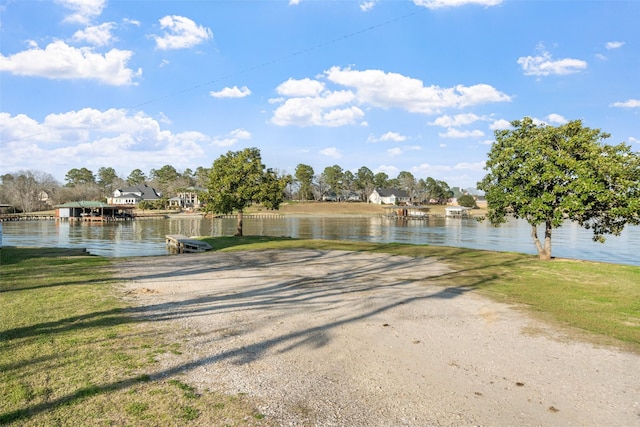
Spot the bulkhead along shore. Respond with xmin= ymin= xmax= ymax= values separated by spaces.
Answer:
xmin=118 ymin=248 xmax=640 ymax=426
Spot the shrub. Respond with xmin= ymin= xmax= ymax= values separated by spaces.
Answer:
xmin=457 ymin=194 xmax=477 ymax=208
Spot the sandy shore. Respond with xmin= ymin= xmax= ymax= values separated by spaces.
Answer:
xmin=117 ymin=249 xmax=640 ymax=426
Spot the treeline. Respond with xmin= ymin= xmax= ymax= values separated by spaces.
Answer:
xmin=0 ymin=162 xmax=472 ymax=213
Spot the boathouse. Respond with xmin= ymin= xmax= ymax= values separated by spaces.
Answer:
xmin=445 ymin=206 xmax=472 ymax=218
xmin=55 ymin=201 xmax=134 ymax=222
xmin=384 ymin=205 xmax=431 ymax=219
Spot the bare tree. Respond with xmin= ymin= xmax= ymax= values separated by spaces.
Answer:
xmin=1 ymin=170 xmax=59 ymax=212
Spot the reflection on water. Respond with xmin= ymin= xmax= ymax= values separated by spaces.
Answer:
xmin=2 ymin=216 xmax=638 ymax=265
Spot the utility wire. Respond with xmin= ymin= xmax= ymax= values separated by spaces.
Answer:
xmin=1 ymin=8 xmax=422 ymax=144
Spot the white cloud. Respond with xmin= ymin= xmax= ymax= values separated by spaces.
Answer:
xmin=319 ymin=147 xmax=342 ymax=159
xmin=276 ymin=78 xmax=325 ymax=97
xmin=411 ymin=163 xmax=452 ymax=175
xmin=517 ymin=46 xmax=587 ymax=76
xmin=0 ymin=40 xmax=140 ymax=86
xmin=270 ymin=67 xmax=509 ymax=128
xmin=611 ymin=99 xmax=640 ymax=108
xmin=380 ymin=132 xmax=407 ymax=142
xmin=71 ymin=22 xmax=116 ymax=46
xmin=212 ymin=128 xmax=251 ymax=147
xmin=0 ymin=109 xmax=208 ymax=178
xmin=628 ymin=136 xmax=638 ymax=144
xmin=229 ymin=128 xmax=251 ymax=140
xmin=376 ymin=165 xmax=399 ymax=177
xmin=439 ymin=128 xmax=484 ymax=138
xmin=489 ymin=119 xmax=511 ymax=130
xmin=0 ymin=112 xmax=45 ymax=144
xmin=210 ymin=86 xmax=252 ymax=98
xmin=413 ymin=0 xmax=501 ymax=9
xmin=152 ymin=15 xmax=213 ymax=50
xmin=289 ymin=0 xmax=300 ymax=4
xmin=56 ymin=0 xmax=106 ymax=24
xmin=271 ymin=90 xmax=364 ymax=127
xmin=454 ymin=161 xmax=485 ymax=171
xmin=123 ymin=18 xmax=141 ymax=27
xmin=546 ymin=113 xmax=568 ymax=124
xmin=387 ymin=145 xmax=421 ymax=157
xmin=368 ymin=131 xmax=407 ymax=143
xmin=360 ymin=0 xmax=380 ymax=11
xmin=325 ymin=66 xmax=510 ymax=114
xmin=606 ymin=41 xmax=625 ymax=50
xmin=430 ymin=113 xmax=480 ymax=128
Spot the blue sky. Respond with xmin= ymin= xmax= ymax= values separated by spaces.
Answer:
xmin=1 ymin=0 xmax=639 ymax=189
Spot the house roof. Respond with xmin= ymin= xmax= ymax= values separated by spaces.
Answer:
xmin=115 ymin=184 xmax=161 ymax=200
xmin=375 ymin=188 xmax=410 ymax=198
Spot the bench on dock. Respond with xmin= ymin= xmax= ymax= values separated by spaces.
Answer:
xmin=165 ymin=235 xmax=212 ymax=253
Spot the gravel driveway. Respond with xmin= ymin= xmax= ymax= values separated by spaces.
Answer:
xmin=117 ymin=249 xmax=640 ymax=426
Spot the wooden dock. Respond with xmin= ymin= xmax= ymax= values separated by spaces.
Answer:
xmin=165 ymin=235 xmax=212 ymax=253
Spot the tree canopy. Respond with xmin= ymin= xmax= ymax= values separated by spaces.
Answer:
xmin=205 ymin=148 xmax=287 ymax=236
xmin=97 ymin=167 xmax=120 ymax=192
xmin=294 ymin=164 xmax=315 ymax=201
xmin=127 ymin=169 xmax=147 ymax=185
xmin=322 ymin=165 xmax=344 ymax=196
xmin=478 ymin=117 xmax=640 ymax=260
xmin=457 ymin=194 xmax=477 ymax=208
xmin=65 ymin=167 xmax=95 ymax=187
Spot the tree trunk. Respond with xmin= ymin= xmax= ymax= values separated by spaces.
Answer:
xmin=544 ymin=220 xmax=552 ymax=259
xmin=235 ymin=210 xmax=243 ymax=236
xmin=531 ymin=222 xmax=552 ymax=260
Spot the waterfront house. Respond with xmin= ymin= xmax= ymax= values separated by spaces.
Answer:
xmin=108 ymin=184 xmax=162 ymax=205
xmin=368 ymin=188 xmax=410 ymax=205
xmin=168 ymin=187 xmax=205 ymax=209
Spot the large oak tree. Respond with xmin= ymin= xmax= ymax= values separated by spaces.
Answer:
xmin=478 ymin=117 xmax=640 ymax=260
xmin=205 ymin=148 xmax=287 ymax=236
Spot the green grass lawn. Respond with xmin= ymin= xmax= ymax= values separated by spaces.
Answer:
xmin=1 ymin=240 xmax=639 ymax=425
xmin=0 ymin=247 xmax=269 ymax=426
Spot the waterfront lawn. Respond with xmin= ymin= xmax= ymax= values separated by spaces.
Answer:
xmin=201 ymin=237 xmax=640 ymax=352
xmin=0 ymin=247 xmax=268 ymax=426
xmin=1 ymin=240 xmax=638 ymax=425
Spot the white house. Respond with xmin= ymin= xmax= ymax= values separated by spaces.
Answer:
xmin=368 ymin=188 xmax=410 ymax=205
xmin=108 ymin=184 xmax=162 ymax=205
xmin=168 ymin=187 xmax=205 ymax=209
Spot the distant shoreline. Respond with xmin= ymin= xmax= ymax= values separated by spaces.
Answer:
xmin=246 ymin=201 xmax=488 ymax=217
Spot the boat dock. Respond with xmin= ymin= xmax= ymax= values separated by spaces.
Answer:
xmin=165 ymin=235 xmax=212 ymax=253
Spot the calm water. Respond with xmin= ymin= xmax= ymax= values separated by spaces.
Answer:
xmin=1 ymin=216 xmax=638 ymax=265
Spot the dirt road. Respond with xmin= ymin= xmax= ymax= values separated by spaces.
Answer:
xmin=117 ymin=250 xmax=640 ymax=426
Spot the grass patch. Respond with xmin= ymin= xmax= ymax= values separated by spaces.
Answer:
xmin=0 ymin=247 xmax=270 ymax=426
xmin=199 ymin=236 xmax=640 ymax=352
xmin=2 ymin=239 xmax=638 ymax=424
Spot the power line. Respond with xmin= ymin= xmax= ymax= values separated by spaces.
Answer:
xmin=131 ymin=8 xmax=420 ymax=108
xmin=1 ymin=8 xmax=423 ymax=144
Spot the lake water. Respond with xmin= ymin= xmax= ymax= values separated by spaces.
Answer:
xmin=1 ymin=216 xmax=638 ymax=266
